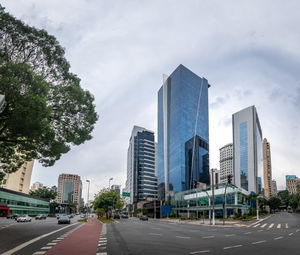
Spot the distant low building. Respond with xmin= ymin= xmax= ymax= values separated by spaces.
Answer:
xmin=286 ymin=175 xmax=300 ymax=194
xmin=31 ymin=182 xmax=43 ymax=191
xmin=111 ymin=185 xmax=121 ymax=195
xmin=51 ymin=185 xmax=57 ymax=193
xmin=272 ymin=180 xmax=278 ymax=196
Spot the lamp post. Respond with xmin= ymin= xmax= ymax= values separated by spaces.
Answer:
xmin=211 ymin=169 xmax=215 ymax=226
xmin=109 ymin=177 xmax=113 ymax=189
xmin=86 ymin=180 xmax=90 ymax=215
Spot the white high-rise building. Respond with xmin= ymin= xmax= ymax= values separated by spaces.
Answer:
xmin=31 ymin=182 xmax=43 ymax=191
xmin=233 ymin=106 xmax=263 ymax=194
xmin=219 ymin=143 xmax=233 ymax=184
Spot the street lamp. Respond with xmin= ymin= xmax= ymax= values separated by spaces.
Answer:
xmin=86 ymin=180 xmax=90 ymax=215
xmin=109 ymin=177 xmax=113 ymax=189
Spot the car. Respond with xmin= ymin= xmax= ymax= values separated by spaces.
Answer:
xmin=16 ymin=215 xmax=32 ymax=222
xmin=56 ymin=214 xmax=61 ymax=219
xmin=7 ymin=214 xmax=19 ymax=220
xmin=113 ymin=213 xmax=120 ymax=219
xmin=139 ymin=215 xmax=148 ymax=221
xmin=121 ymin=214 xmax=129 ymax=219
xmin=35 ymin=214 xmax=47 ymax=220
xmin=287 ymin=208 xmax=293 ymax=213
xmin=67 ymin=214 xmax=74 ymax=218
xmin=58 ymin=215 xmax=70 ymax=224
xmin=80 ymin=214 xmax=86 ymax=218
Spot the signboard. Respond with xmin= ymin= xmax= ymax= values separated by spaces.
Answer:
xmin=122 ymin=192 xmax=130 ymax=197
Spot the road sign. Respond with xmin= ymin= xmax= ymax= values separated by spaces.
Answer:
xmin=122 ymin=192 xmax=130 ymax=197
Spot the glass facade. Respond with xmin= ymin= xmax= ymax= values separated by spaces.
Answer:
xmin=63 ymin=181 xmax=73 ymax=203
xmin=239 ymin=122 xmax=248 ymax=190
xmin=158 ymin=65 xmax=210 ymax=199
xmin=256 ymin=123 xmax=263 ymax=194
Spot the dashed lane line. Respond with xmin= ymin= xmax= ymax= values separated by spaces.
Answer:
xmin=149 ymin=233 xmax=162 ymax=236
xmin=252 ymin=240 xmax=266 ymax=244
xmin=274 ymin=236 xmax=283 ymax=240
xmin=225 ymin=234 xmax=235 ymax=237
xmin=190 ymin=250 xmax=210 ymax=254
xmin=244 ymin=232 xmax=252 ymax=235
xmin=258 ymin=230 xmax=264 ymax=232
xmin=223 ymin=245 xmax=243 ymax=250
xmin=296 ymin=229 xmax=299 ymax=232
xmin=176 ymin=236 xmax=191 ymax=239
xmin=1 ymin=223 xmax=79 ymax=255
xmin=202 ymin=236 xmax=215 ymax=239
xmin=288 ymin=233 xmax=294 ymax=236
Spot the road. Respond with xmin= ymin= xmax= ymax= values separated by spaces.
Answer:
xmin=0 ymin=216 xmax=82 ymax=255
xmin=107 ymin=212 xmax=300 ymax=255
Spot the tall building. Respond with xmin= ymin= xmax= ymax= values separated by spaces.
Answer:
xmin=219 ymin=143 xmax=233 ymax=184
xmin=31 ymin=182 xmax=43 ymax=191
xmin=272 ymin=180 xmax=277 ymax=196
xmin=57 ymin=174 xmax=82 ymax=211
xmin=158 ymin=64 xmax=210 ymax=200
xmin=111 ymin=184 xmax=121 ymax=195
xmin=210 ymin=168 xmax=220 ymax=185
xmin=286 ymin=175 xmax=300 ymax=194
xmin=124 ymin=126 xmax=157 ymax=206
xmin=263 ymin=138 xmax=273 ymax=199
xmin=232 ymin=106 xmax=263 ymax=194
xmin=2 ymin=160 xmax=34 ymax=194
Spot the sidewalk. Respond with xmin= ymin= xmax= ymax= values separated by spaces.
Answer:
xmin=45 ymin=218 xmax=102 ymax=255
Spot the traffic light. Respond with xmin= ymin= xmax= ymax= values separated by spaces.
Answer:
xmin=227 ymin=175 xmax=232 ymax=184
xmin=194 ymin=180 xmax=198 ymax=189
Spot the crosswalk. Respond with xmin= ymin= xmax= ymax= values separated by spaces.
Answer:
xmin=251 ymin=222 xmax=289 ymax=229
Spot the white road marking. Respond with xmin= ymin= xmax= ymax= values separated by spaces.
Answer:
xmin=202 ymin=236 xmax=214 ymax=239
xmin=32 ymin=252 xmax=47 ymax=255
xmin=223 ymin=245 xmax=242 ymax=249
xmin=253 ymin=224 xmax=260 ymax=228
xmin=96 ymin=253 xmax=107 ymax=255
xmin=41 ymin=246 xmax=52 ymax=250
xmin=149 ymin=233 xmax=162 ymax=236
xmin=99 ymin=240 xmax=107 ymax=243
xmin=1 ymin=223 xmax=79 ymax=255
xmin=100 ymin=237 xmax=107 ymax=240
xmin=98 ymin=243 xmax=106 ymax=246
xmin=258 ymin=230 xmax=264 ymax=232
xmin=288 ymin=233 xmax=294 ymax=236
xmin=274 ymin=236 xmax=283 ymax=240
xmin=277 ymin=224 xmax=281 ymax=229
xmin=56 ymin=237 xmax=64 ymax=240
xmin=296 ymin=229 xmax=299 ymax=232
xmin=51 ymin=240 xmax=60 ymax=242
xmin=176 ymin=236 xmax=191 ymax=239
xmin=286 ymin=223 xmax=288 ymax=229
xmin=151 ymin=227 xmax=161 ymax=230
xmin=260 ymin=224 xmax=267 ymax=228
xmin=268 ymin=223 xmax=274 ymax=229
xmin=244 ymin=232 xmax=252 ymax=235
xmin=190 ymin=250 xmax=210 ymax=254
xmin=46 ymin=243 xmax=57 ymax=246
xmin=252 ymin=240 xmax=266 ymax=244
xmin=225 ymin=234 xmax=235 ymax=237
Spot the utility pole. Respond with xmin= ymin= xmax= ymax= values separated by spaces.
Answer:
xmin=109 ymin=177 xmax=113 ymax=189
xmin=154 ymin=199 xmax=156 ymax=219
xmin=86 ymin=180 xmax=90 ymax=215
xmin=211 ymin=169 xmax=215 ymax=226
xmin=256 ymin=196 xmax=259 ymax=220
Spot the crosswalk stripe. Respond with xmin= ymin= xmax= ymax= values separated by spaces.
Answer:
xmin=277 ymin=224 xmax=281 ymax=229
xmin=286 ymin=224 xmax=288 ymax=229
xmin=268 ymin=224 xmax=274 ymax=229
xmin=261 ymin=224 xmax=267 ymax=228
xmin=253 ymin=224 xmax=260 ymax=228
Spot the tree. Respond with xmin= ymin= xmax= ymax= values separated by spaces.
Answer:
xmin=289 ymin=194 xmax=300 ymax=211
xmin=267 ymin=197 xmax=281 ymax=213
xmin=0 ymin=13 xmax=98 ymax=179
xmin=29 ymin=187 xmax=57 ymax=200
xmin=278 ymin=190 xmax=290 ymax=207
xmin=93 ymin=190 xmax=124 ymax=218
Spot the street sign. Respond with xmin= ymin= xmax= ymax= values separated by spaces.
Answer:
xmin=122 ymin=192 xmax=130 ymax=197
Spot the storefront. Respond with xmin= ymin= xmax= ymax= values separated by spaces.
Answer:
xmin=0 ymin=187 xmax=50 ymax=216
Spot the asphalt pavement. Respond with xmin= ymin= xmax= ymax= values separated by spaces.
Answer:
xmin=107 ymin=212 xmax=300 ymax=255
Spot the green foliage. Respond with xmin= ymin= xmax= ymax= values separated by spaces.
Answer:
xmin=0 ymin=13 xmax=98 ymax=178
xmin=99 ymin=216 xmax=115 ymax=223
xmin=289 ymin=194 xmax=300 ymax=211
xmin=267 ymin=197 xmax=281 ymax=212
xmin=93 ymin=190 xmax=124 ymax=213
xmin=78 ymin=218 xmax=88 ymax=222
xmin=29 ymin=187 xmax=57 ymax=200
xmin=278 ymin=190 xmax=290 ymax=207
xmin=96 ymin=208 xmax=105 ymax=218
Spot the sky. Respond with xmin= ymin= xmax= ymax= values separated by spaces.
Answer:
xmin=2 ymin=0 xmax=300 ymax=200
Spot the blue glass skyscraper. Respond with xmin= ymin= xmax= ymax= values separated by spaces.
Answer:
xmin=157 ymin=65 xmax=210 ymax=200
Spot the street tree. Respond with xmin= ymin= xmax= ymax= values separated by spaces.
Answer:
xmin=289 ymin=194 xmax=300 ymax=211
xmin=93 ymin=190 xmax=124 ymax=218
xmin=29 ymin=187 xmax=57 ymax=200
xmin=267 ymin=197 xmax=281 ymax=213
xmin=0 ymin=13 xmax=98 ymax=180
xmin=278 ymin=190 xmax=290 ymax=207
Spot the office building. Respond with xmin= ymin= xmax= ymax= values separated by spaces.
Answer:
xmin=57 ymin=174 xmax=82 ymax=211
xmin=263 ymin=138 xmax=273 ymax=199
xmin=286 ymin=175 xmax=300 ymax=194
xmin=51 ymin=185 xmax=57 ymax=193
xmin=272 ymin=180 xmax=277 ymax=196
xmin=111 ymin=184 xmax=121 ymax=195
xmin=2 ymin=160 xmax=34 ymax=194
xmin=232 ymin=106 xmax=263 ymax=194
xmin=219 ymin=143 xmax=233 ymax=184
xmin=210 ymin=168 xmax=220 ymax=186
xmin=158 ymin=65 xmax=210 ymax=200
xmin=124 ymin=126 xmax=157 ymax=206
xmin=31 ymin=182 xmax=43 ymax=191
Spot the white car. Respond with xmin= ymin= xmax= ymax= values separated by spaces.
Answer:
xmin=16 ymin=215 xmax=32 ymax=222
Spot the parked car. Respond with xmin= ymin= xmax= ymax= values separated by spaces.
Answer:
xmin=121 ymin=214 xmax=129 ymax=219
xmin=287 ymin=208 xmax=293 ymax=213
xmin=67 ymin=214 xmax=74 ymax=218
xmin=80 ymin=214 xmax=86 ymax=218
xmin=7 ymin=214 xmax=19 ymax=220
xmin=56 ymin=214 xmax=61 ymax=219
xmin=35 ymin=214 xmax=47 ymax=220
xmin=139 ymin=215 xmax=148 ymax=221
xmin=16 ymin=215 xmax=32 ymax=222
xmin=113 ymin=213 xmax=120 ymax=219
xmin=58 ymin=215 xmax=70 ymax=224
